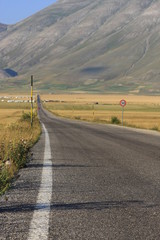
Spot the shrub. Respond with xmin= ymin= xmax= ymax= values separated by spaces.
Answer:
xmin=111 ymin=116 xmax=121 ymax=125
xmin=151 ymin=126 xmax=159 ymax=131
xmin=21 ymin=112 xmax=31 ymax=121
xmin=75 ymin=116 xmax=81 ymax=120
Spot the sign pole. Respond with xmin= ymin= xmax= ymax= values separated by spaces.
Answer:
xmin=120 ymin=99 xmax=127 ymax=127
xmin=122 ymin=107 xmax=124 ymax=126
xmin=31 ymin=75 xmax=33 ymax=127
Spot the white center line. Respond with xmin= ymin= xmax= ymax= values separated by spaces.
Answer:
xmin=28 ymin=123 xmax=52 ymax=240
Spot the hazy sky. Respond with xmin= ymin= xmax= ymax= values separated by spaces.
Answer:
xmin=0 ymin=0 xmax=57 ymax=24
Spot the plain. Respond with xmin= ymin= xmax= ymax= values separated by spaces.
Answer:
xmin=42 ymin=94 xmax=160 ymax=131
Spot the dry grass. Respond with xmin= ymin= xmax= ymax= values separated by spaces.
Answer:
xmin=0 ymin=109 xmax=29 ymax=126
xmin=0 ymin=102 xmax=31 ymax=129
xmin=0 ymin=101 xmax=41 ymax=194
xmin=41 ymin=94 xmax=160 ymax=104
xmin=42 ymin=94 xmax=160 ymax=131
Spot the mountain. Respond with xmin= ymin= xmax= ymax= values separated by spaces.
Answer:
xmin=0 ymin=23 xmax=7 ymax=33
xmin=0 ymin=0 xmax=160 ymax=94
xmin=0 ymin=68 xmax=17 ymax=78
xmin=0 ymin=69 xmax=10 ymax=78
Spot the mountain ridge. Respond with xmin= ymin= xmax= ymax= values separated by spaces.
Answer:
xmin=0 ymin=0 xmax=160 ymax=94
xmin=0 ymin=23 xmax=8 ymax=32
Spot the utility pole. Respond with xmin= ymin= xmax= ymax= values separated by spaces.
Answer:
xmin=31 ymin=75 xmax=33 ymax=127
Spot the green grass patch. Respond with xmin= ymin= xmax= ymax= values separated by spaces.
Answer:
xmin=111 ymin=116 xmax=121 ymax=125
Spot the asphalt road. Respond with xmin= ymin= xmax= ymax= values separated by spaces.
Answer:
xmin=1 ymin=100 xmax=160 ymax=239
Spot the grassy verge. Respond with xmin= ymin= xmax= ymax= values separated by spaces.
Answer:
xmin=0 ymin=112 xmax=41 ymax=195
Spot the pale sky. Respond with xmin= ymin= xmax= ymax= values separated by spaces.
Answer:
xmin=0 ymin=0 xmax=57 ymax=24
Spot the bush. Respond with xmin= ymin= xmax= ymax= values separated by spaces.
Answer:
xmin=75 ymin=116 xmax=81 ymax=120
xmin=111 ymin=116 xmax=121 ymax=125
xmin=151 ymin=126 xmax=159 ymax=131
xmin=21 ymin=111 xmax=37 ymax=122
xmin=21 ymin=112 xmax=31 ymax=121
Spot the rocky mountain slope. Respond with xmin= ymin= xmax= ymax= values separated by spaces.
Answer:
xmin=0 ymin=23 xmax=7 ymax=33
xmin=0 ymin=0 xmax=160 ymax=93
xmin=0 ymin=69 xmax=10 ymax=78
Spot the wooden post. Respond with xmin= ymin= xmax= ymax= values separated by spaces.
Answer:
xmin=31 ymin=75 xmax=33 ymax=127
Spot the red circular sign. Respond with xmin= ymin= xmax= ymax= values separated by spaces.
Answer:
xmin=120 ymin=99 xmax=127 ymax=107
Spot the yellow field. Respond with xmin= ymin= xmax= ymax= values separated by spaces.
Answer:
xmin=0 ymin=105 xmax=30 ymax=128
xmin=0 ymin=109 xmax=27 ymax=126
xmin=41 ymin=94 xmax=160 ymax=104
xmin=41 ymin=94 xmax=160 ymax=131
xmin=0 ymin=94 xmax=35 ymax=127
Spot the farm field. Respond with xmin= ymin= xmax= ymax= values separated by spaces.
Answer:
xmin=0 ymin=103 xmax=30 ymax=127
xmin=42 ymin=94 xmax=160 ymax=131
xmin=0 ymin=94 xmax=36 ymax=126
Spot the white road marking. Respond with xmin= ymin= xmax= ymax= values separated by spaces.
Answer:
xmin=28 ymin=123 xmax=52 ymax=240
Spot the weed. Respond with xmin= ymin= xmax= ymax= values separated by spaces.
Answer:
xmin=75 ymin=116 xmax=81 ymax=120
xmin=151 ymin=126 xmax=159 ymax=131
xmin=21 ymin=112 xmax=31 ymax=121
xmin=21 ymin=111 xmax=36 ymax=122
xmin=111 ymin=116 xmax=121 ymax=124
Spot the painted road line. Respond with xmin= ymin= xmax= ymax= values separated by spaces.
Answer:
xmin=28 ymin=123 xmax=52 ymax=240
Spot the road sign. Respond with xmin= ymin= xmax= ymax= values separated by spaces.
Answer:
xmin=120 ymin=99 xmax=127 ymax=107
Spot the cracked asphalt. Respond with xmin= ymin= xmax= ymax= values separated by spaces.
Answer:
xmin=1 ymin=101 xmax=160 ymax=239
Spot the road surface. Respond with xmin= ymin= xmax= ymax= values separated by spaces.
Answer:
xmin=1 ymin=98 xmax=160 ymax=239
